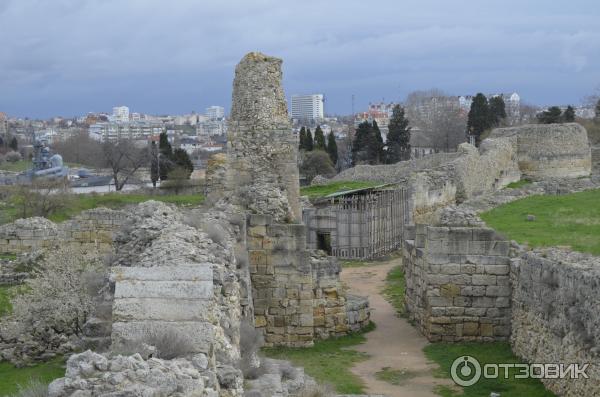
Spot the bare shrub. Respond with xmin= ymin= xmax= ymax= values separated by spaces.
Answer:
xmin=5 ymin=151 xmax=22 ymax=163
xmin=144 ymin=327 xmax=194 ymax=359
xmin=9 ymin=179 xmax=73 ymax=219
xmin=8 ymin=246 xmax=105 ymax=336
xmin=298 ymin=384 xmax=334 ymax=397
xmin=279 ymin=361 xmax=299 ymax=381
xmin=10 ymin=378 xmax=48 ymax=397
xmin=240 ymin=320 xmax=265 ymax=379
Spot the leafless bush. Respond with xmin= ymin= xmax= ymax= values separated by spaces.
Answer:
xmin=298 ymin=384 xmax=334 ymax=397
xmin=10 ymin=378 xmax=48 ymax=397
xmin=145 ymin=327 xmax=194 ymax=359
xmin=240 ymin=320 xmax=265 ymax=379
xmin=5 ymin=150 xmax=22 ymax=163
xmin=9 ymin=179 xmax=73 ymax=219
xmin=279 ymin=361 xmax=299 ymax=381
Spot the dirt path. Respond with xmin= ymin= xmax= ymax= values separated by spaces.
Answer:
xmin=342 ymin=259 xmax=453 ymax=397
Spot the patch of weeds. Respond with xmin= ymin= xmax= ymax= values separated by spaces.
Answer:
xmin=374 ymin=367 xmax=420 ymax=385
xmin=263 ymin=322 xmax=375 ymax=394
xmin=382 ymin=265 xmax=406 ymax=317
xmin=504 ymin=179 xmax=532 ymax=189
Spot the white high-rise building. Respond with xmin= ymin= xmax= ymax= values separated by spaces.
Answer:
xmin=206 ymin=106 xmax=225 ymax=120
xmin=291 ymin=94 xmax=324 ymax=121
xmin=112 ymin=106 xmax=130 ymax=123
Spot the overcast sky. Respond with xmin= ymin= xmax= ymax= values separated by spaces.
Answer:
xmin=1 ymin=0 xmax=599 ymax=118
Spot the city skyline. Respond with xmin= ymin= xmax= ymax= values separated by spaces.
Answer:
xmin=1 ymin=0 xmax=599 ymax=118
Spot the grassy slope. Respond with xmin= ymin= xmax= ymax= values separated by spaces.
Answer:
xmin=504 ymin=179 xmax=531 ymax=189
xmin=480 ymin=188 xmax=600 ymax=255
xmin=0 ymin=161 xmax=84 ymax=173
xmin=0 ymin=285 xmax=13 ymax=317
xmin=0 ymin=357 xmax=66 ymax=396
xmin=300 ymin=181 xmax=380 ymax=200
xmin=1 ymin=192 xmax=204 ymax=224
xmin=424 ymin=342 xmax=555 ymax=397
xmin=263 ymin=323 xmax=375 ymax=393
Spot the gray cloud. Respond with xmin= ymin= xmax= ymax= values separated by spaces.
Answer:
xmin=0 ymin=0 xmax=599 ymax=117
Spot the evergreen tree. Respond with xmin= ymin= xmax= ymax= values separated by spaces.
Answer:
xmin=537 ymin=106 xmax=563 ymax=124
xmin=467 ymin=93 xmax=491 ymax=145
xmin=305 ymin=128 xmax=314 ymax=151
xmin=313 ymin=125 xmax=326 ymax=150
xmin=298 ymin=127 xmax=306 ymax=150
xmin=595 ymin=99 xmax=600 ymax=122
xmin=172 ymin=148 xmax=194 ymax=178
xmin=351 ymin=121 xmax=381 ymax=165
xmin=158 ymin=132 xmax=172 ymax=157
xmin=150 ymin=141 xmax=159 ymax=188
xmin=386 ymin=104 xmax=411 ymax=163
xmin=9 ymin=137 xmax=18 ymax=151
xmin=326 ymin=130 xmax=338 ymax=166
xmin=489 ymin=96 xmax=507 ymax=127
xmin=158 ymin=132 xmax=174 ymax=180
xmin=372 ymin=120 xmax=384 ymax=163
xmin=563 ymin=105 xmax=575 ymax=122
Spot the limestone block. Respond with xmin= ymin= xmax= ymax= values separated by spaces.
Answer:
xmin=113 ymin=298 xmax=213 ymax=322
xmin=111 ymin=321 xmax=214 ymax=353
xmin=114 ymin=280 xmax=213 ymax=300
xmin=111 ymin=265 xmax=212 ymax=282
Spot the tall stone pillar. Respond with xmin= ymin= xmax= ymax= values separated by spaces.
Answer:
xmin=224 ymin=52 xmax=301 ymax=223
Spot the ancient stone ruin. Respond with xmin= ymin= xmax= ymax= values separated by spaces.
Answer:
xmin=0 ymin=52 xmax=370 ymax=397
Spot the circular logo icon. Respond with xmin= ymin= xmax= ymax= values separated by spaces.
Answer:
xmin=450 ymin=355 xmax=482 ymax=387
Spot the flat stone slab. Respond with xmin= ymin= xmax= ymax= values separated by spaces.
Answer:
xmin=113 ymin=297 xmax=213 ymax=322
xmin=110 ymin=265 xmax=213 ymax=282
xmin=114 ymin=280 xmax=213 ymax=300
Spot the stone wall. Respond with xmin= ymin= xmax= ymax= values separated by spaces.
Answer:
xmin=0 ymin=208 xmax=126 ymax=254
xmin=490 ymin=123 xmax=592 ymax=179
xmin=511 ymin=249 xmax=600 ymax=397
xmin=247 ymin=214 xmax=352 ymax=347
xmin=403 ymin=223 xmax=512 ymax=341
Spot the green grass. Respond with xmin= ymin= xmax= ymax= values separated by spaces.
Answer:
xmin=504 ymin=179 xmax=532 ymax=189
xmin=2 ymin=192 xmax=204 ymax=224
xmin=480 ymin=188 xmax=600 ymax=255
xmin=424 ymin=342 xmax=555 ymax=397
xmin=0 ymin=253 xmax=17 ymax=261
xmin=300 ymin=181 xmax=381 ymax=200
xmin=262 ymin=322 xmax=375 ymax=393
xmin=0 ymin=160 xmax=32 ymax=173
xmin=0 ymin=357 xmax=65 ymax=396
xmin=382 ymin=265 xmax=406 ymax=317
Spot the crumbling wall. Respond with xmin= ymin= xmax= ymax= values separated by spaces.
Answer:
xmin=0 ymin=208 xmax=126 ymax=254
xmin=403 ymin=221 xmax=511 ymax=342
xmin=247 ymin=214 xmax=350 ymax=346
xmin=490 ymin=123 xmax=592 ymax=179
xmin=511 ymin=249 xmax=600 ymax=397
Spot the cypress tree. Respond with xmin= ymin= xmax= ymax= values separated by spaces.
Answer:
xmin=386 ymin=105 xmax=411 ymax=163
xmin=150 ymin=141 xmax=159 ymax=187
xmin=326 ymin=130 xmax=338 ymax=165
xmin=9 ymin=137 xmax=18 ymax=151
xmin=595 ymin=99 xmax=600 ymax=122
xmin=305 ymin=128 xmax=314 ymax=151
xmin=467 ymin=93 xmax=491 ymax=145
xmin=372 ymin=120 xmax=384 ymax=163
xmin=298 ymin=127 xmax=306 ymax=150
xmin=172 ymin=148 xmax=194 ymax=178
xmin=159 ymin=131 xmax=172 ymax=157
xmin=352 ymin=121 xmax=381 ymax=165
xmin=489 ymin=96 xmax=507 ymax=127
xmin=314 ymin=125 xmax=326 ymax=150
xmin=563 ymin=105 xmax=575 ymax=122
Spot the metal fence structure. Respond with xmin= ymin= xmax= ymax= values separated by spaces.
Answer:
xmin=303 ymin=185 xmax=409 ymax=260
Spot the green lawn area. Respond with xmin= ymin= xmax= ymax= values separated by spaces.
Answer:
xmin=382 ymin=265 xmax=406 ymax=317
xmin=300 ymin=181 xmax=381 ymax=200
xmin=262 ymin=323 xmax=375 ymax=393
xmin=0 ymin=161 xmax=84 ymax=173
xmin=480 ymin=188 xmax=600 ymax=255
xmin=424 ymin=342 xmax=555 ymax=397
xmin=2 ymin=192 xmax=204 ymax=224
xmin=0 ymin=357 xmax=65 ymax=396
